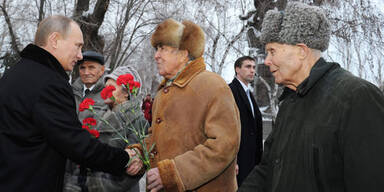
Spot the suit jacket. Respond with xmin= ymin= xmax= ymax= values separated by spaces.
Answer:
xmin=229 ymin=78 xmax=263 ymax=187
xmin=0 ymin=44 xmax=129 ymax=192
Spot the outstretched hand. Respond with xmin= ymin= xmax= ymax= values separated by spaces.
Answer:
xmin=147 ymin=167 xmax=163 ymax=192
xmin=125 ymin=148 xmax=143 ymax=175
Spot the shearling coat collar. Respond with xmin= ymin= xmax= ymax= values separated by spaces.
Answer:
xmin=159 ymin=57 xmax=205 ymax=89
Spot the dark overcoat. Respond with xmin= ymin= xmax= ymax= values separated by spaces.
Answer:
xmin=229 ymin=78 xmax=263 ymax=186
xmin=0 ymin=44 xmax=129 ymax=192
xmin=239 ymin=58 xmax=384 ymax=192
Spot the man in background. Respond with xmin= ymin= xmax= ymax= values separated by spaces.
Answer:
xmin=229 ymin=56 xmax=263 ymax=187
xmin=72 ymin=50 xmax=107 ymax=121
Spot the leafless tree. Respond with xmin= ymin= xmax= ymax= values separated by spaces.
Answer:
xmin=73 ymin=0 xmax=110 ymax=53
xmin=0 ymin=0 xmax=20 ymax=54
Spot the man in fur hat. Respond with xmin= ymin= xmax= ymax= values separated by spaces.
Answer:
xmin=239 ymin=2 xmax=384 ymax=192
xmin=129 ymin=19 xmax=241 ymax=192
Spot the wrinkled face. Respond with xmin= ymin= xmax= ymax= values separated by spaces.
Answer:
xmin=154 ymin=45 xmax=187 ymax=79
xmin=79 ymin=61 xmax=105 ymax=87
xmin=236 ymin=59 xmax=256 ymax=84
xmin=264 ymin=42 xmax=303 ymax=87
xmin=56 ymin=22 xmax=84 ymax=71
xmin=104 ymin=79 xmax=128 ymax=108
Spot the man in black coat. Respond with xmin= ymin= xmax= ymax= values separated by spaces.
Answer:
xmin=229 ymin=56 xmax=263 ymax=187
xmin=0 ymin=15 xmax=141 ymax=192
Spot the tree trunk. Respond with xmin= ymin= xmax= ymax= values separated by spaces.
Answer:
xmin=73 ymin=0 xmax=110 ymax=53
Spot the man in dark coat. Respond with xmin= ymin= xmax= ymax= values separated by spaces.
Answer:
xmin=229 ymin=56 xmax=263 ymax=187
xmin=239 ymin=2 xmax=384 ymax=192
xmin=0 ymin=15 xmax=141 ymax=192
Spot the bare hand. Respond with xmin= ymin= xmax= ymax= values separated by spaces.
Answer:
xmin=235 ymin=164 xmax=239 ymax=175
xmin=147 ymin=168 xmax=163 ymax=192
xmin=125 ymin=148 xmax=143 ymax=175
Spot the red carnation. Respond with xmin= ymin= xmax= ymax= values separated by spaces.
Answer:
xmin=100 ymin=85 xmax=116 ymax=100
xmin=79 ymin=98 xmax=95 ymax=112
xmin=133 ymin=81 xmax=141 ymax=88
xmin=82 ymin=125 xmax=89 ymax=130
xmin=116 ymin=74 xmax=134 ymax=86
xmin=88 ymin=129 xmax=100 ymax=138
xmin=142 ymin=95 xmax=153 ymax=124
xmin=83 ymin=117 xmax=97 ymax=126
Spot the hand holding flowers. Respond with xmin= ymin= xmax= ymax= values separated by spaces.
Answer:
xmin=79 ymin=73 xmax=153 ymax=176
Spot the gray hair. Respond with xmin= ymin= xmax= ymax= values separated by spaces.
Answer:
xmin=261 ymin=2 xmax=331 ymax=52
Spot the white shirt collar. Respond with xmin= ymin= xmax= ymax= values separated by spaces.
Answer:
xmin=236 ymin=77 xmax=251 ymax=92
xmin=82 ymin=84 xmax=96 ymax=97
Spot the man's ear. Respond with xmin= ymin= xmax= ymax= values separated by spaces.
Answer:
xmin=178 ymin=49 xmax=189 ymax=60
xmin=296 ymin=43 xmax=310 ymax=59
xmin=100 ymin=65 xmax=105 ymax=74
xmin=235 ymin=66 xmax=241 ymax=76
xmin=47 ymin=32 xmax=61 ymax=49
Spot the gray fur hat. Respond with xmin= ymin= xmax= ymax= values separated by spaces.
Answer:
xmin=260 ymin=2 xmax=330 ymax=51
xmin=104 ymin=66 xmax=142 ymax=94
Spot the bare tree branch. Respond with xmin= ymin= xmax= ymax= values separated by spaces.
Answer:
xmin=37 ymin=0 xmax=45 ymax=24
xmin=0 ymin=0 xmax=20 ymax=54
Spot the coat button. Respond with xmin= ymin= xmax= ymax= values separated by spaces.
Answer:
xmin=156 ymin=118 xmax=162 ymax=124
xmin=274 ymin=158 xmax=280 ymax=164
xmin=163 ymin=88 xmax=169 ymax=93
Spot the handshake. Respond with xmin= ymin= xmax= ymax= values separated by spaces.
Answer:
xmin=124 ymin=148 xmax=164 ymax=192
xmin=125 ymin=148 xmax=143 ymax=175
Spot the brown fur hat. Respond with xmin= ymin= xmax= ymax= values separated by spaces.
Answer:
xmin=151 ymin=18 xmax=205 ymax=59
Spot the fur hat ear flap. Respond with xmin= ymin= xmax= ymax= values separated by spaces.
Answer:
xmin=151 ymin=19 xmax=184 ymax=49
xmin=180 ymin=20 xmax=205 ymax=59
xmin=151 ymin=19 xmax=205 ymax=59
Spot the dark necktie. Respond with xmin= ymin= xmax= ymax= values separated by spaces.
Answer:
xmin=84 ymin=89 xmax=90 ymax=96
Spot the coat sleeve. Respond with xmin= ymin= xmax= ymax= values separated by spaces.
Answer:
xmin=32 ymin=81 xmax=129 ymax=175
xmin=238 ymin=130 xmax=273 ymax=192
xmin=341 ymin=83 xmax=384 ymax=191
xmin=158 ymin=85 xmax=241 ymax=191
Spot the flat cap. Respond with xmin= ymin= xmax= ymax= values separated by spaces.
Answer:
xmin=78 ymin=51 xmax=105 ymax=65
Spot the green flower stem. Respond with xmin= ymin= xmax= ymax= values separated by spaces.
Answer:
xmin=120 ymin=93 xmax=154 ymax=171
xmin=91 ymin=110 xmax=129 ymax=144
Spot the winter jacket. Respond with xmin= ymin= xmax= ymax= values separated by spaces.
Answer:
xmin=239 ymin=58 xmax=384 ymax=192
xmin=65 ymin=81 xmax=146 ymax=192
xmin=134 ymin=57 xmax=241 ymax=192
xmin=0 ymin=44 xmax=129 ymax=192
xmin=72 ymin=75 xmax=108 ymax=123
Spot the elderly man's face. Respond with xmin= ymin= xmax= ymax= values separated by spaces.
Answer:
xmin=55 ymin=22 xmax=84 ymax=71
xmin=154 ymin=45 xmax=187 ymax=79
xmin=79 ymin=61 xmax=105 ymax=88
xmin=264 ymin=42 xmax=304 ymax=88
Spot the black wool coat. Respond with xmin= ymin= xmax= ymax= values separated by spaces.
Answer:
xmin=229 ymin=78 xmax=263 ymax=187
xmin=0 ymin=44 xmax=129 ymax=192
xmin=239 ymin=58 xmax=384 ymax=192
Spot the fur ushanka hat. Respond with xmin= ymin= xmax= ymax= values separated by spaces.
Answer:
xmin=260 ymin=2 xmax=331 ymax=52
xmin=151 ymin=18 xmax=205 ymax=59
